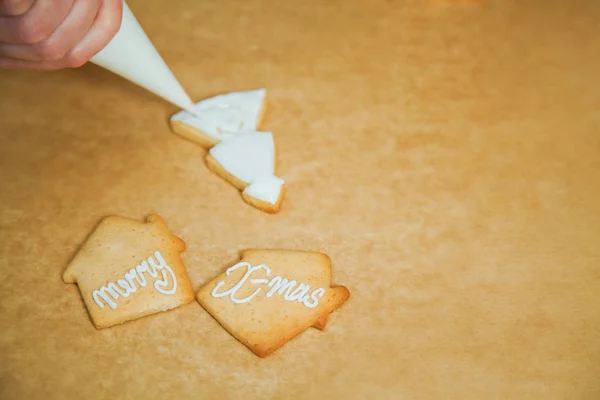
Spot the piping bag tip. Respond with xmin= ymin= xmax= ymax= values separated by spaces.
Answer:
xmin=183 ymin=103 xmax=202 ymax=119
xmin=89 ymin=1 xmax=204 ymax=121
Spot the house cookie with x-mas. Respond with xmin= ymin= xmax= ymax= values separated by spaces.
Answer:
xmin=196 ymin=250 xmax=350 ymax=357
xmin=63 ymin=215 xmax=195 ymax=329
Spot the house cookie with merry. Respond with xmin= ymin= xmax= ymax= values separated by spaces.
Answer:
xmin=63 ymin=215 xmax=195 ymax=329
xmin=196 ymin=249 xmax=350 ymax=357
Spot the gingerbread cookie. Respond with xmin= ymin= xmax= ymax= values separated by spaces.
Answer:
xmin=170 ymin=89 xmax=267 ymax=148
xmin=196 ymin=250 xmax=350 ymax=357
xmin=170 ymin=88 xmax=285 ymax=214
xmin=63 ymin=215 xmax=195 ymax=329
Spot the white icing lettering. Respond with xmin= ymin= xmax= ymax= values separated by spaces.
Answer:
xmin=266 ymin=276 xmax=297 ymax=299
xmin=303 ymin=288 xmax=325 ymax=309
xmin=91 ymin=282 xmax=128 ymax=310
xmin=150 ymin=251 xmax=177 ymax=295
xmin=125 ymin=267 xmax=147 ymax=288
xmin=211 ymin=262 xmax=271 ymax=304
xmin=116 ymin=279 xmax=135 ymax=296
xmin=92 ymin=251 xmax=177 ymax=310
xmin=289 ymin=283 xmax=311 ymax=302
xmin=210 ymin=262 xmax=326 ymax=308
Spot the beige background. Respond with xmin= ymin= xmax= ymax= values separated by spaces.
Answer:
xmin=1 ymin=0 xmax=599 ymax=398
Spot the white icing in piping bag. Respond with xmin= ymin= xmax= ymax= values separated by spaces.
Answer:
xmin=90 ymin=1 xmax=199 ymax=116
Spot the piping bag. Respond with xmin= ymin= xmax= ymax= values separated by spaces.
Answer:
xmin=89 ymin=1 xmax=199 ymax=116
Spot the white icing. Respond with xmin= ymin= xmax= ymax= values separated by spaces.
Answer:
xmin=211 ymin=262 xmax=271 ymax=304
xmin=243 ymin=175 xmax=285 ymax=204
xmin=92 ymin=251 xmax=177 ymax=310
xmin=210 ymin=131 xmax=284 ymax=205
xmin=210 ymin=131 xmax=274 ymax=181
xmin=210 ymin=262 xmax=325 ymax=309
xmin=171 ymin=89 xmax=266 ymax=142
xmin=303 ymin=288 xmax=325 ymax=308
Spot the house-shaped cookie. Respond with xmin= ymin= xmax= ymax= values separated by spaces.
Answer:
xmin=63 ymin=215 xmax=195 ymax=329
xmin=196 ymin=250 xmax=350 ymax=357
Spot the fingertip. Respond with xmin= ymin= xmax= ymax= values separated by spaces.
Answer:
xmin=103 ymin=0 xmax=124 ymax=38
xmin=64 ymin=52 xmax=88 ymax=68
xmin=65 ymin=0 xmax=124 ymax=68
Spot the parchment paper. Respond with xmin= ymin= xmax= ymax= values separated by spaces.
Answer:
xmin=1 ymin=0 xmax=599 ymax=398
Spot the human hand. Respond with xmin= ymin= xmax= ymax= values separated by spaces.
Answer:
xmin=0 ymin=0 xmax=122 ymax=70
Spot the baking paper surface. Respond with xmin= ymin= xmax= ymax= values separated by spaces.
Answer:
xmin=0 ymin=0 xmax=599 ymax=398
